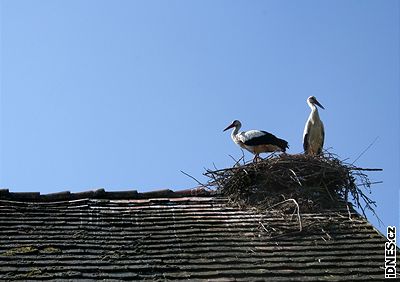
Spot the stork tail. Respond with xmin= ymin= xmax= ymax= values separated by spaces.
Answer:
xmin=277 ymin=138 xmax=289 ymax=152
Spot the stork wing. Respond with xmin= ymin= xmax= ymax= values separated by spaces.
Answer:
xmin=303 ymin=120 xmax=311 ymax=153
xmin=235 ymin=130 xmax=262 ymax=144
xmin=303 ymin=133 xmax=309 ymax=152
xmin=243 ymin=130 xmax=279 ymax=146
xmin=318 ymin=122 xmax=325 ymax=155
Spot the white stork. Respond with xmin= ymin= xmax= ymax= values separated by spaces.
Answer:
xmin=223 ymin=120 xmax=289 ymax=162
xmin=303 ymin=96 xmax=325 ymax=155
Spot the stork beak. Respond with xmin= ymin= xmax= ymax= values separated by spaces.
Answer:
xmin=314 ymin=99 xmax=325 ymax=110
xmin=223 ymin=123 xmax=235 ymax=132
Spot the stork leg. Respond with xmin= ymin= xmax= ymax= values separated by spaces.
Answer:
xmin=253 ymin=154 xmax=260 ymax=163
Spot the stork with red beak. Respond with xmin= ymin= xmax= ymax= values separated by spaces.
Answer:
xmin=303 ymin=96 xmax=325 ymax=155
xmin=223 ymin=120 xmax=289 ymax=162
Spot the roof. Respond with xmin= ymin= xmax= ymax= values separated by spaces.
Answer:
xmin=0 ymin=188 xmax=393 ymax=281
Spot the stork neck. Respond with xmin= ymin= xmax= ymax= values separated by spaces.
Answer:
xmin=308 ymin=101 xmax=319 ymax=114
xmin=231 ymin=125 xmax=240 ymax=139
xmin=312 ymin=105 xmax=319 ymax=115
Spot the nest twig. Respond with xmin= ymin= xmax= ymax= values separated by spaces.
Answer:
xmin=204 ymin=153 xmax=382 ymax=218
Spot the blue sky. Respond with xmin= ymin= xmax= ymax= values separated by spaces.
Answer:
xmin=1 ymin=0 xmax=399 ymax=234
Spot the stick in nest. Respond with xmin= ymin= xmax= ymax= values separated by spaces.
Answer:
xmin=266 ymin=199 xmax=302 ymax=232
xmin=180 ymin=170 xmax=210 ymax=190
xmin=204 ymin=153 xmax=382 ymax=220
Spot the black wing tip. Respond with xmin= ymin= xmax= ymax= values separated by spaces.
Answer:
xmin=279 ymin=139 xmax=289 ymax=152
xmin=303 ymin=134 xmax=308 ymax=152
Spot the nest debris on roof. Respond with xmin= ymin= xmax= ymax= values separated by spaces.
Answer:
xmin=205 ymin=153 xmax=381 ymax=218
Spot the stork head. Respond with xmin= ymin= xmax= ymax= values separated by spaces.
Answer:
xmin=223 ymin=120 xmax=241 ymax=131
xmin=307 ymin=96 xmax=325 ymax=109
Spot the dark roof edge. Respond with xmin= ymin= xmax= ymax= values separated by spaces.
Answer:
xmin=0 ymin=187 xmax=214 ymax=202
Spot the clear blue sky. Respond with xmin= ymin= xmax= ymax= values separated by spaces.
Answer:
xmin=1 ymin=0 xmax=398 ymax=234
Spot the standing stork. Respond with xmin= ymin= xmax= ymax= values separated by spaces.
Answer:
xmin=223 ymin=120 xmax=289 ymax=162
xmin=303 ymin=96 xmax=325 ymax=155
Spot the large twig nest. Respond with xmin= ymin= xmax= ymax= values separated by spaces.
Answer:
xmin=205 ymin=153 xmax=380 ymax=216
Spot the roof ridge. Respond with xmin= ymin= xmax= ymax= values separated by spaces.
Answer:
xmin=0 ymin=187 xmax=213 ymax=202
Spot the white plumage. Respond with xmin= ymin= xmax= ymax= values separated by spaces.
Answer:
xmin=303 ymin=96 xmax=325 ymax=155
xmin=236 ymin=130 xmax=266 ymax=145
xmin=224 ymin=120 xmax=288 ymax=162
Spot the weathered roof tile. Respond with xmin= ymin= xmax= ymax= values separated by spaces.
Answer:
xmin=0 ymin=189 xmax=395 ymax=281
xmin=0 ymin=187 xmax=211 ymax=202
